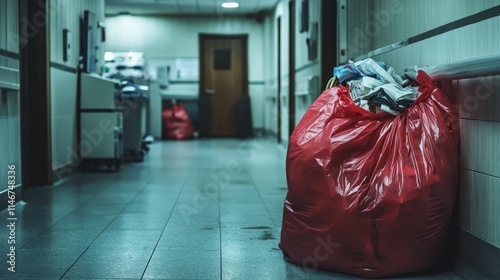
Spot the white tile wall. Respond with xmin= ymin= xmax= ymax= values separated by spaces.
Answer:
xmin=454 ymin=76 xmax=500 ymax=122
xmin=459 ymin=120 xmax=500 ymax=178
xmin=367 ymin=15 xmax=500 ymax=72
xmin=371 ymin=0 xmax=500 ymax=50
xmin=461 ymin=170 xmax=500 ymax=248
xmin=346 ymin=0 xmax=500 ymax=249
xmin=346 ymin=0 xmax=373 ymax=59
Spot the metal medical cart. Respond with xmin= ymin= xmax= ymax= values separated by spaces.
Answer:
xmin=119 ymin=82 xmax=148 ymax=162
xmin=80 ymin=73 xmax=124 ymax=170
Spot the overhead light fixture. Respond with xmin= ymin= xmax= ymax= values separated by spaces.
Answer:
xmin=222 ymin=2 xmax=239 ymax=8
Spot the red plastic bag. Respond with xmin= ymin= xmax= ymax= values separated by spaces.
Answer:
xmin=162 ymin=103 xmax=194 ymax=140
xmin=279 ymin=71 xmax=459 ymax=278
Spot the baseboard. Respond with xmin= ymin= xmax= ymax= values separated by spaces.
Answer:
xmin=253 ymin=128 xmax=277 ymax=138
xmin=454 ymin=229 xmax=500 ymax=279
xmin=52 ymin=160 xmax=79 ymax=183
xmin=0 ymin=161 xmax=80 ymax=211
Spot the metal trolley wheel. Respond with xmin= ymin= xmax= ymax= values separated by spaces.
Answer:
xmin=131 ymin=150 xmax=145 ymax=162
xmin=80 ymin=158 xmax=122 ymax=172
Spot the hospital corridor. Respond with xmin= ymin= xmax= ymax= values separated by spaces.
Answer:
xmin=1 ymin=0 xmax=500 ymax=279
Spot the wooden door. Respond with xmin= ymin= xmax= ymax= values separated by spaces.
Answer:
xmin=199 ymin=34 xmax=248 ymax=137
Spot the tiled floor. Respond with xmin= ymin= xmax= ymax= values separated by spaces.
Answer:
xmin=0 ymin=139 xmax=464 ymax=279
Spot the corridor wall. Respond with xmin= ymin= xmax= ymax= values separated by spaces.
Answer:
xmin=50 ymin=0 xmax=105 ymax=179
xmin=105 ymin=15 xmax=266 ymax=134
xmin=0 ymin=0 xmax=21 ymax=192
xmin=262 ymin=0 xmax=323 ymax=144
xmin=345 ymin=0 xmax=500 ymax=277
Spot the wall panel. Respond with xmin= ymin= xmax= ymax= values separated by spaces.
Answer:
xmin=344 ymin=0 xmax=500 ymax=256
xmin=0 ymin=0 xmax=21 ymax=191
xmin=50 ymin=0 xmax=105 ymax=172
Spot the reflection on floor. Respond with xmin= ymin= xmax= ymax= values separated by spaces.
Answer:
xmin=0 ymin=139 xmax=463 ymax=279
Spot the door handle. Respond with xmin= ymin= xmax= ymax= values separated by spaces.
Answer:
xmin=205 ymin=89 xmax=215 ymax=95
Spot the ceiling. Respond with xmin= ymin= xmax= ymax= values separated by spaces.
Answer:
xmin=105 ymin=0 xmax=280 ymax=16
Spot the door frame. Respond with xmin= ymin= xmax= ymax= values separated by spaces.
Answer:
xmin=288 ymin=0 xmax=296 ymax=138
xmin=321 ymin=0 xmax=337 ymax=91
xmin=19 ymin=0 xmax=53 ymax=187
xmin=198 ymin=34 xmax=249 ymax=136
xmin=276 ymin=17 xmax=282 ymax=143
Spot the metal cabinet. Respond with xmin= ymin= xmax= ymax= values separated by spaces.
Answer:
xmin=80 ymin=73 xmax=123 ymax=170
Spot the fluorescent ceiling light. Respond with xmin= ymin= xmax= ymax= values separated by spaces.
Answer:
xmin=222 ymin=2 xmax=239 ymax=8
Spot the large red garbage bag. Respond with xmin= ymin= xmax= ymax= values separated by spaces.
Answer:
xmin=279 ymin=71 xmax=459 ymax=278
xmin=162 ymin=103 xmax=194 ymax=140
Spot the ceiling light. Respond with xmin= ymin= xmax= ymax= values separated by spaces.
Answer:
xmin=222 ymin=2 xmax=239 ymax=8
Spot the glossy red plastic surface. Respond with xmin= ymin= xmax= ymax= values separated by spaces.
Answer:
xmin=279 ymin=71 xmax=459 ymax=278
xmin=162 ymin=103 xmax=194 ymax=140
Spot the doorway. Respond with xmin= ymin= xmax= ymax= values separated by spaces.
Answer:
xmin=199 ymin=34 xmax=249 ymax=137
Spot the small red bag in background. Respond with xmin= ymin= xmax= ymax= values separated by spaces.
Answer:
xmin=162 ymin=103 xmax=194 ymax=140
xmin=279 ymin=71 xmax=459 ymax=278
